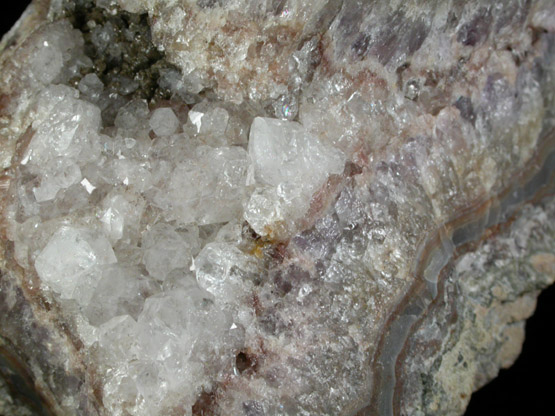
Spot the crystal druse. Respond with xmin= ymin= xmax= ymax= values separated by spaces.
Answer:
xmin=0 ymin=0 xmax=554 ymax=415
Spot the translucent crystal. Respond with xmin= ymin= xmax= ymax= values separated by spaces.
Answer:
xmin=90 ymin=21 xmax=116 ymax=54
xmin=2 ymin=2 xmax=553 ymax=415
xmin=105 ymin=158 xmax=153 ymax=192
xmin=34 ymin=226 xmax=117 ymax=299
xmin=99 ymin=190 xmax=145 ymax=243
xmin=189 ymin=105 xmax=229 ymax=135
xmin=157 ymin=146 xmax=249 ymax=225
xmin=194 ymin=242 xmax=257 ymax=300
xmin=27 ymin=20 xmax=90 ymax=86
xmin=97 ymin=314 xmax=140 ymax=363
xmin=149 ymin=107 xmax=180 ymax=137
xmin=30 ymin=40 xmax=63 ymax=84
xmin=33 ymin=157 xmax=82 ymax=202
xmin=114 ymin=99 xmax=150 ymax=131
xmin=142 ymin=223 xmax=198 ymax=281
xmin=78 ymin=73 xmax=104 ymax=103
xmin=244 ymin=186 xmax=299 ymax=238
xmin=248 ymin=117 xmax=344 ymax=187
xmin=135 ymin=285 xmax=219 ymax=365
xmin=24 ymin=92 xmax=102 ymax=166
xmin=245 ymin=117 xmax=345 ymax=237
xmin=84 ymin=265 xmax=159 ymax=326
xmin=273 ymin=94 xmax=299 ymax=120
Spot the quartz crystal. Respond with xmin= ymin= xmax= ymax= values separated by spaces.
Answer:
xmin=0 ymin=1 xmax=554 ymax=416
xmin=35 ymin=225 xmax=117 ymax=299
xmin=149 ymin=108 xmax=179 ymax=137
xmin=246 ymin=117 xmax=345 ymax=238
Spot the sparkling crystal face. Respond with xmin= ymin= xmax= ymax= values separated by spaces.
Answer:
xmin=0 ymin=0 xmax=554 ymax=415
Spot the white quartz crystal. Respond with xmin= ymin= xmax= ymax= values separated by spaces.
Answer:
xmin=248 ymin=117 xmax=344 ymax=187
xmin=245 ymin=117 xmax=345 ymax=237
xmin=187 ymin=105 xmax=229 ymax=140
xmin=99 ymin=190 xmax=145 ymax=243
xmin=115 ymin=99 xmax=150 ymax=131
xmin=34 ymin=226 xmax=117 ymax=299
xmin=27 ymin=21 xmax=92 ymax=86
xmin=97 ymin=314 xmax=140 ymax=364
xmin=155 ymin=146 xmax=249 ymax=225
xmin=78 ymin=73 xmax=104 ymax=103
xmin=142 ymin=223 xmax=197 ymax=281
xmin=30 ymin=40 xmax=63 ymax=84
xmin=149 ymin=107 xmax=180 ymax=137
xmin=85 ymin=265 xmax=159 ymax=325
xmin=0 ymin=9 xmax=359 ymax=416
xmin=195 ymin=242 xmax=257 ymax=300
xmin=24 ymin=89 xmax=102 ymax=167
xmin=33 ymin=157 xmax=82 ymax=202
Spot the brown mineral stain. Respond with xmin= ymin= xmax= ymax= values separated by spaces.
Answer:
xmin=0 ymin=93 xmax=13 ymax=116
xmin=251 ymin=293 xmax=263 ymax=317
xmin=269 ymin=242 xmax=289 ymax=263
xmin=0 ymin=175 xmax=11 ymax=191
xmin=248 ymin=240 xmax=267 ymax=259
xmin=13 ymin=126 xmax=35 ymax=165
xmin=192 ymin=390 xmax=217 ymax=416
xmin=235 ymin=350 xmax=259 ymax=375
xmin=262 ymin=221 xmax=288 ymax=241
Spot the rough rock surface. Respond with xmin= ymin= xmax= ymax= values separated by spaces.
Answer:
xmin=0 ymin=0 xmax=554 ymax=415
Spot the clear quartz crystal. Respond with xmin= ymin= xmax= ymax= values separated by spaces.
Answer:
xmin=115 ymin=99 xmax=150 ymax=131
xmin=156 ymin=146 xmax=249 ymax=225
xmin=194 ymin=242 xmax=257 ymax=300
xmin=149 ymin=107 xmax=180 ymax=137
xmin=34 ymin=226 xmax=117 ymax=299
xmin=84 ymin=264 xmax=159 ymax=325
xmin=99 ymin=190 xmax=145 ymax=243
xmin=142 ymin=223 xmax=197 ymax=281
xmin=245 ymin=117 xmax=345 ymax=237
xmin=0 ymin=10 xmax=362 ymax=416
xmin=33 ymin=157 xmax=82 ymax=202
xmin=30 ymin=41 xmax=63 ymax=84
xmin=24 ymin=89 xmax=102 ymax=167
xmin=78 ymin=73 xmax=104 ymax=103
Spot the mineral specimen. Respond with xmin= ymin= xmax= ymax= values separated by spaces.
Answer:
xmin=0 ymin=0 xmax=554 ymax=415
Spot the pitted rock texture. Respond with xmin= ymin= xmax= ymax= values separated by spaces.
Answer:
xmin=0 ymin=1 xmax=554 ymax=415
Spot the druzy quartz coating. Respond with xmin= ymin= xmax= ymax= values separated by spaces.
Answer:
xmin=0 ymin=1 xmax=554 ymax=415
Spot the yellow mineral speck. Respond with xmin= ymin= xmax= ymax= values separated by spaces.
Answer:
xmin=251 ymin=243 xmax=265 ymax=259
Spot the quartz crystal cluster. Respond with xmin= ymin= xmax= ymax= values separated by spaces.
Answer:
xmin=0 ymin=1 xmax=554 ymax=415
